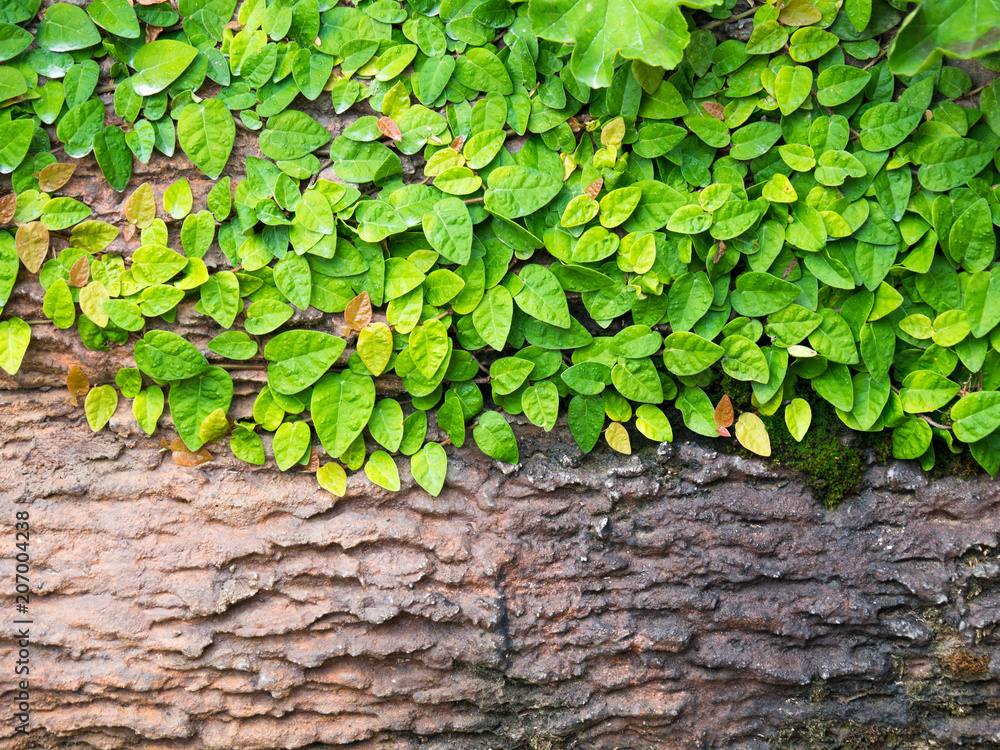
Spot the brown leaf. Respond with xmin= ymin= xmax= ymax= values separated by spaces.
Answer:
xmin=450 ymin=135 xmax=465 ymax=151
xmin=305 ymin=449 xmax=319 ymax=473
xmin=172 ymin=447 xmax=214 ymax=467
xmin=585 ymin=178 xmax=603 ymax=199
xmin=136 ymin=0 xmax=164 ymax=4
xmin=0 ymin=193 xmax=15 ymax=224
xmin=145 ymin=25 xmax=163 ymax=43
xmin=712 ymin=242 xmax=726 ymax=264
xmin=122 ymin=223 xmax=136 ymax=242
xmin=377 ymin=116 xmax=402 ymax=142
xmin=344 ymin=291 xmax=372 ymax=332
xmin=68 ymin=255 xmax=89 ymax=287
xmin=782 ymin=259 xmax=798 ymax=280
xmin=714 ymin=395 xmax=734 ymax=429
xmin=159 ymin=437 xmax=171 ymax=451
xmin=37 ymin=163 xmax=76 ymax=193
xmin=567 ymin=116 xmax=582 ymax=132
xmin=717 ymin=426 xmax=731 ymax=438
xmin=66 ymin=365 xmax=91 ymax=398
xmin=702 ymin=101 xmax=726 ymax=121
xmin=15 ymin=222 xmax=49 ymax=274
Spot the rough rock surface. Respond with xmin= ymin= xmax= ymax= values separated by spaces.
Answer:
xmin=0 ymin=381 xmax=998 ymax=749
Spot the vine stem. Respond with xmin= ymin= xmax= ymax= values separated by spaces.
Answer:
xmin=700 ymin=6 xmax=758 ymax=31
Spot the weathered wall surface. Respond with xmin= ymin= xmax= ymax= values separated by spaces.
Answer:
xmin=0 ymin=378 xmax=998 ymax=749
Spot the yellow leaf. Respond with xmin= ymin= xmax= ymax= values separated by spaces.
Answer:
xmin=735 ymin=413 xmax=771 ymax=457
xmin=605 ymin=421 xmax=631 ymax=454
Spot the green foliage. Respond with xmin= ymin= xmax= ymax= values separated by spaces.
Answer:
xmin=4 ymin=0 xmax=1000 ymax=497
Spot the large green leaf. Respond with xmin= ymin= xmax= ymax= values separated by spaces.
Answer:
xmin=131 ymin=40 xmax=198 ymax=96
xmin=473 ymin=411 xmax=519 ymax=463
xmin=311 ymin=371 xmax=376 ymax=458
xmin=889 ymin=0 xmax=1000 ymax=76
xmin=134 ymin=331 xmax=209 ymax=381
xmin=529 ymin=0 xmax=715 ymax=87
xmin=178 ymin=99 xmax=235 ymax=180
xmin=169 ymin=367 xmax=233 ymax=451
xmin=265 ymin=330 xmax=346 ymax=395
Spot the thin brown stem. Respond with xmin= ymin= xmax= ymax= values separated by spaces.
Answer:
xmin=700 ymin=7 xmax=758 ymax=31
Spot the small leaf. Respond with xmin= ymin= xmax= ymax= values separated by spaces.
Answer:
xmin=785 ymin=399 xmax=812 ymax=442
xmin=605 ymin=422 xmax=631 ymax=454
xmin=344 ymin=291 xmax=372 ymax=333
xmin=85 ymin=384 xmax=118 ymax=432
xmin=37 ymin=163 xmax=76 ymax=193
xmin=735 ymin=413 xmax=771 ymax=457
xmin=317 ymin=462 xmax=347 ymax=496
xmin=364 ymin=450 xmax=401 ymax=491
xmin=67 ymin=364 xmax=90 ymax=398
xmin=15 ymin=222 xmax=48 ymax=273
xmin=411 ymin=442 xmax=447 ymax=496
xmin=714 ymin=395 xmax=734 ymax=429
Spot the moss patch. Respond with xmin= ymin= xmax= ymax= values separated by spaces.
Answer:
xmin=707 ymin=375 xmax=893 ymax=509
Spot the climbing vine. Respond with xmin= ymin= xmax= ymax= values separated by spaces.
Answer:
xmin=3 ymin=0 xmax=1000 ymax=497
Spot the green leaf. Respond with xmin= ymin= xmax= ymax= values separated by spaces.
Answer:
xmin=917 ymin=137 xmax=995 ymax=192
xmin=37 ymin=3 xmax=101 ymax=52
xmin=312 ymin=371 xmax=376 ymax=457
xmin=132 ymin=245 xmax=187 ymax=286
xmin=662 ymin=332 xmax=723 ymax=376
xmin=0 ymin=120 xmax=35 ymax=174
xmin=522 ymin=379 xmax=559 ymax=431
xmin=93 ymin=126 xmax=133 ymax=192
xmin=473 ymin=411 xmax=519 ymax=463
xmin=265 ymin=330 xmax=346 ymax=395
xmin=635 ymin=404 xmax=672 ymax=442
xmin=816 ymin=65 xmax=871 ymax=107
xmin=774 ymin=65 xmax=813 ymax=115
xmin=514 ymin=264 xmax=571 ymax=329
xmin=411 ymin=442 xmax=447 ymax=496
xmin=133 ymin=386 xmax=164 ymax=436
xmin=951 ymin=391 xmax=1000 ymax=443
xmin=169 ymin=367 xmax=233 ymax=451
xmin=893 ymin=416 xmax=932 ymax=460
xmin=409 ymin=319 xmax=450 ymax=379
xmin=675 ymin=386 xmax=717 ymax=437
xmin=88 ymin=0 xmax=140 ymax=38
xmin=0 ymin=317 xmax=30 ymax=374
xmin=330 ymin=138 xmax=402 ymax=184
xmin=422 ymin=198 xmax=473 ymax=265
xmin=244 ymin=299 xmax=294 ymax=335
xmin=808 ymin=308 xmax=859 ymax=365
xmin=134 ymin=330 xmax=209 ymax=381
xmin=485 ymin=165 xmax=562 ymax=218
xmin=365 ymin=450 xmax=401 ymax=491
xmin=260 ymin=110 xmax=331 ymax=160
xmin=731 ymin=273 xmax=802 ymax=317
xmin=273 ymin=421 xmax=311 ymax=470
xmin=43 ymin=279 xmax=76 ymax=329
xmin=900 ymin=370 xmax=960 ymax=413
xmin=529 ymin=0 xmax=714 ymax=88
xmin=784 ymin=398 xmax=812 ymax=442
xmin=436 ymin=394 xmax=466 ymax=446
xmin=230 ymin=425 xmax=265 ymax=465
xmin=316 ymin=461 xmax=347 ymax=494
xmin=611 ymin=358 xmax=663 ymax=403
xmin=164 ymin=179 xmax=193 ymax=220
xmin=454 ymin=46 xmax=513 ymax=94
xmin=859 ymin=103 xmax=923 ymax=152
xmin=357 ymin=322 xmax=393 ymax=376
xmin=888 ymin=0 xmax=1000 ymax=76
xmin=490 ymin=356 xmax=534 ymax=395
xmin=568 ymin=393 xmax=604 ymax=452
xmin=178 ymin=99 xmax=235 ymax=180
xmin=85 ymin=385 xmax=118 ymax=432
xmin=735 ymin=412 xmax=771 ymax=457
xmin=667 ymin=272 xmax=713 ymax=332
xmin=209 ymin=331 xmax=257 ymax=360
xmin=131 ymin=40 xmax=198 ymax=96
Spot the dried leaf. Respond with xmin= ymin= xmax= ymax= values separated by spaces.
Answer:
xmin=714 ymin=394 xmax=734 ymax=428
xmin=712 ymin=243 xmax=726 ymax=264
xmin=172 ymin=447 xmax=214 ymax=466
xmin=717 ymin=426 xmax=731 ymax=437
xmin=344 ymin=291 xmax=372 ymax=332
xmin=377 ymin=117 xmax=402 ymax=142
xmin=67 ymin=365 xmax=91 ymax=397
xmin=122 ymin=223 xmax=136 ymax=242
xmin=567 ymin=116 xmax=582 ymax=132
xmin=37 ymin=163 xmax=76 ymax=193
xmin=451 ymin=135 xmax=465 ymax=151
xmin=145 ymin=25 xmax=162 ymax=43
xmin=305 ymin=448 xmax=319 ymax=473
xmin=782 ymin=259 xmax=798 ymax=280
xmin=702 ymin=101 xmax=725 ymax=120
xmin=0 ymin=194 xmax=16 ymax=224
xmin=68 ymin=255 xmax=89 ymax=287
xmin=15 ymin=222 xmax=49 ymax=274
xmin=585 ymin=179 xmax=603 ymax=199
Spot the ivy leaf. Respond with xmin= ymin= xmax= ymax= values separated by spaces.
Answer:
xmin=473 ymin=411 xmax=519 ymax=464
xmin=134 ymin=330 xmax=209 ymax=381
xmin=889 ymin=0 xmax=1000 ymax=76
xmin=265 ymin=330 xmax=346 ymax=395
xmin=37 ymin=3 xmax=101 ymax=52
xmin=312 ymin=371 xmax=376 ymax=458
xmin=785 ymin=398 xmax=812 ymax=442
xmin=93 ymin=126 xmax=133 ymax=192
xmin=169 ymin=367 xmax=233 ymax=451
xmin=317 ymin=462 xmax=347 ymax=496
xmin=88 ymin=0 xmax=140 ymax=38
xmin=411 ymin=442 xmax=447 ymax=496
xmin=273 ymin=421 xmax=311 ymax=471
xmin=178 ymin=99 xmax=235 ymax=180
xmin=357 ymin=322 xmax=393 ymax=377
xmin=514 ymin=264 xmax=571 ymax=329
xmin=0 ymin=317 xmax=30 ymax=375
xmin=735 ymin=412 xmax=771 ymax=457
xmin=529 ymin=0 xmax=715 ymax=88
xmin=365 ymin=450 xmax=401 ymax=491
xmin=422 ymin=197 xmax=473 ymax=265
xmin=130 ymin=40 xmax=198 ymax=96
xmin=133 ymin=386 xmax=164 ymax=436
xmin=85 ymin=385 xmax=118 ymax=432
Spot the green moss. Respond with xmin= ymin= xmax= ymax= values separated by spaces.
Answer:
xmin=707 ymin=375 xmax=893 ymax=508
